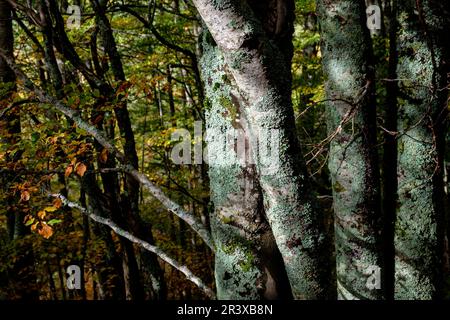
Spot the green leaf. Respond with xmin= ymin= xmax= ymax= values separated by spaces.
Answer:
xmin=47 ymin=219 xmax=63 ymax=226
xmin=25 ymin=217 xmax=35 ymax=226
xmin=31 ymin=132 xmax=40 ymax=143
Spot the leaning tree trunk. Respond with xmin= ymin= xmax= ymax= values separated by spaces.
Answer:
xmin=200 ymin=31 xmax=292 ymax=300
xmin=394 ymin=0 xmax=449 ymax=300
xmin=193 ymin=0 xmax=335 ymax=299
xmin=317 ymin=0 xmax=384 ymax=300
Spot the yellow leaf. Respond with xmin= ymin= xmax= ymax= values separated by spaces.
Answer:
xmin=37 ymin=210 xmax=46 ymax=219
xmin=45 ymin=206 xmax=58 ymax=212
xmin=76 ymin=163 xmax=87 ymax=177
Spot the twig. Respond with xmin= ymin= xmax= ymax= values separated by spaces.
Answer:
xmin=305 ymin=81 xmax=372 ymax=165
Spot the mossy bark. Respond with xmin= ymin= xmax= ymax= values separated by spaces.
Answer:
xmin=194 ymin=0 xmax=335 ymax=299
xmin=395 ymin=0 xmax=449 ymax=300
xmin=200 ymin=32 xmax=291 ymax=300
xmin=318 ymin=0 xmax=384 ymax=300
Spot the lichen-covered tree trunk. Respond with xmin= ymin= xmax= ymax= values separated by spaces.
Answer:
xmin=317 ymin=0 xmax=384 ymax=300
xmin=395 ymin=0 xmax=449 ymax=300
xmin=193 ymin=0 xmax=335 ymax=299
xmin=200 ymin=32 xmax=292 ymax=300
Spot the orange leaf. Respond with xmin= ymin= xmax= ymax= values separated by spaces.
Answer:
xmin=49 ymin=136 xmax=58 ymax=144
xmin=76 ymin=163 xmax=87 ymax=177
xmin=38 ymin=222 xmax=53 ymax=239
xmin=99 ymin=149 xmax=108 ymax=163
xmin=65 ymin=165 xmax=73 ymax=177
xmin=37 ymin=210 xmax=46 ymax=219
xmin=53 ymin=198 xmax=63 ymax=209
xmin=31 ymin=222 xmax=38 ymax=231
xmin=20 ymin=190 xmax=30 ymax=202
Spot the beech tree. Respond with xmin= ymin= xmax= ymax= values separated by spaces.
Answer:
xmin=394 ymin=0 xmax=449 ymax=300
xmin=193 ymin=0 xmax=335 ymax=299
xmin=317 ymin=0 xmax=384 ymax=299
xmin=200 ymin=29 xmax=292 ymax=299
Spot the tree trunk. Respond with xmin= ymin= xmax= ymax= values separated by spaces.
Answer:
xmin=1 ymin=0 xmax=20 ymax=239
xmin=193 ymin=0 xmax=335 ymax=299
xmin=317 ymin=0 xmax=384 ymax=300
xmin=0 ymin=0 xmax=39 ymax=300
xmin=381 ymin=0 xmax=398 ymax=300
xmin=394 ymin=0 xmax=449 ymax=300
xmin=81 ymin=169 xmax=126 ymax=300
xmin=91 ymin=0 xmax=166 ymax=299
xmin=200 ymin=31 xmax=292 ymax=299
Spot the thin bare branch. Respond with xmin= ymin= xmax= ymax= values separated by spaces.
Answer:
xmin=50 ymin=193 xmax=216 ymax=299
